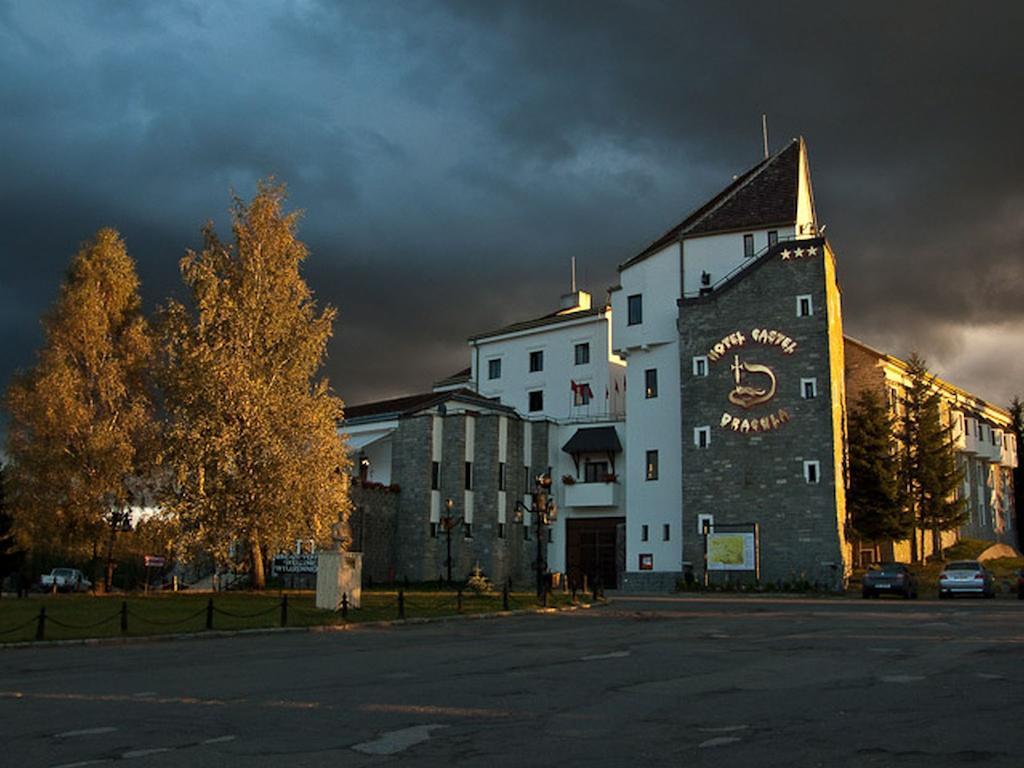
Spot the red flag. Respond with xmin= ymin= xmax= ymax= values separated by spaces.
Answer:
xmin=584 ymin=383 xmax=594 ymax=400
xmin=570 ymin=380 xmax=578 ymax=395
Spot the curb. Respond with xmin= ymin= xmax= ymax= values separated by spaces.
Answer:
xmin=0 ymin=601 xmax=601 ymax=651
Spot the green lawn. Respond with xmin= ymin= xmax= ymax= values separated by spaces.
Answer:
xmin=0 ymin=589 xmax=590 ymax=644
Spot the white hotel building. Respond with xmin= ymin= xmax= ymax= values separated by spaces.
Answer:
xmin=343 ymin=138 xmax=1018 ymax=590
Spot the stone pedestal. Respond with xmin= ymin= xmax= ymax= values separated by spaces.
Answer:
xmin=316 ymin=551 xmax=362 ymax=610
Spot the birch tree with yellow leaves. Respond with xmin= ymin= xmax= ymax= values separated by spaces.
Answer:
xmin=4 ymin=229 xmax=155 ymax=589
xmin=160 ymin=181 xmax=350 ymax=589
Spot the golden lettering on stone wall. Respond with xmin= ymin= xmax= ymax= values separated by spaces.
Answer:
xmin=706 ymin=327 xmax=798 ymax=434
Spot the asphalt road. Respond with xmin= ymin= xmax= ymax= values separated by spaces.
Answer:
xmin=2 ymin=595 xmax=1023 ymax=768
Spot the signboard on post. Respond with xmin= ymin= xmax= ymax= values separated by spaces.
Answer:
xmin=707 ymin=532 xmax=756 ymax=571
xmin=143 ymin=555 xmax=165 ymax=568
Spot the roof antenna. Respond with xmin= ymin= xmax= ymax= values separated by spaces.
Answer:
xmin=571 ymin=256 xmax=577 ymax=293
xmin=761 ymin=114 xmax=769 ymax=159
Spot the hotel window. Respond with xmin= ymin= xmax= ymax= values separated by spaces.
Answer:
xmin=694 ymin=426 xmax=710 ymax=449
xmin=645 ymin=450 xmax=659 ymax=481
xmin=574 ymin=342 xmax=590 ymax=365
xmin=627 ymin=294 xmax=643 ymax=325
xmin=574 ymin=382 xmax=592 ymax=406
xmin=797 ymin=294 xmax=813 ymax=317
xmin=524 ymin=466 xmax=531 ymax=494
xmin=524 ymin=524 xmax=531 ymax=541
xmin=464 ymin=462 xmax=473 ymax=490
xmin=584 ymin=461 xmax=609 ymax=482
xmin=547 ymin=528 xmax=553 ymax=543
xmin=487 ymin=358 xmax=501 ymax=380
xmin=801 ymin=378 xmax=818 ymax=399
xmin=663 ymin=524 xmax=671 ymax=542
xmin=498 ymin=462 xmax=506 ymax=491
xmin=804 ymin=460 xmax=821 ymax=484
xmin=528 ymin=390 xmax=544 ymax=412
xmin=692 ymin=355 xmax=708 ymax=377
xmin=498 ymin=522 xmax=506 ymax=539
xmin=743 ymin=233 xmax=755 ymax=257
xmin=768 ymin=230 xmax=779 ymax=247
xmin=430 ymin=522 xmax=438 ymax=539
xmin=431 ymin=461 xmax=440 ymax=490
xmin=464 ymin=522 xmax=473 ymax=539
xmin=641 ymin=524 xmax=649 ymax=542
xmin=645 ymin=368 xmax=658 ymax=398
xmin=529 ymin=350 xmax=544 ymax=372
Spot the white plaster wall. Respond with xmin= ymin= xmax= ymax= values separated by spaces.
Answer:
xmin=612 ymin=243 xmax=680 ymax=351
xmin=622 ymin=342 xmax=682 ymax=573
xmin=680 ymin=227 xmax=796 ymax=296
xmin=472 ymin=312 xmax=622 ymax=420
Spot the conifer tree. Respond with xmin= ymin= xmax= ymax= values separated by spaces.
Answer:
xmin=847 ymin=390 xmax=911 ymax=543
xmin=160 ymin=181 xmax=350 ymax=589
xmin=897 ymin=354 xmax=966 ymax=561
xmin=4 ymin=230 xmax=155 ymax=588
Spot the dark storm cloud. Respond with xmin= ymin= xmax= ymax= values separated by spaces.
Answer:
xmin=2 ymin=0 xmax=1023 ymax=422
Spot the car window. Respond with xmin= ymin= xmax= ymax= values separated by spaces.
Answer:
xmin=946 ymin=561 xmax=980 ymax=570
xmin=54 ymin=569 xmax=73 ymax=577
xmin=877 ymin=565 xmax=906 ymax=574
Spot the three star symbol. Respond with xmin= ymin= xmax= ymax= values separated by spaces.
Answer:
xmin=779 ymin=244 xmax=820 ymax=261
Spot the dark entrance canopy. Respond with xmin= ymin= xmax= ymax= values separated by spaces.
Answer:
xmin=561 ymin=426 xmax=622 ymax=455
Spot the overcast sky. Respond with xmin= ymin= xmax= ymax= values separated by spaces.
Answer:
xmin=2 ymin=0 xmax=1023 ymax=417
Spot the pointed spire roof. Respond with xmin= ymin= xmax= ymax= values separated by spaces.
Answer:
xmin=620 ymin=138 xmax=805 ymax=270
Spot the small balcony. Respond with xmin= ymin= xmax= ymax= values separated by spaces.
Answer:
xmin=563 ymin=481 xmax=622 ymax=508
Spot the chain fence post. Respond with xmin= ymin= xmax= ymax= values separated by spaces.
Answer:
xmin=120 ymin=601 xmax=128 ymax=635
xmin=397 ymin=589 xmax=405 ymax=620
xmin=341 ymin=592 xmax=349 ymax=620
xmin=206 ymin=597 xmax=214 ymax=630
xmin=280 ymin=594 xmax=288 ymax=627
xmin=35 ymin=606 xmax=46 ymax=641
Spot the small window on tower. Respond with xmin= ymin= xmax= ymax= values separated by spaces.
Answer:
xmin=646 ymin=450 xmax=659 ymax=481
xmin=692 ymin=356 xmax=708 ymax=377
xmin=487 ymin=358 xmax=502 ymax=380
xmin=498 ymin=462 xmax=506 ymax=491
xmin=768 ymin=230 xmax=779 ymax=247
xmin=641 ymin=524 xmax=649 ymax=542
xmin=797 ymin=294 xmax=813 ymax=317
xmin=431 ymin=461 xmax=440 ymax=491
xmin=645 ymin=368 xmax=658 ymax=399
xmin=801 ymin=378 xmax=818 ymax=399
xmin=574 ymin=343 xmax=590 ymax=365
xmin=804 ymin=460 xmax=820 ymax=484
xmin=528 ymin=390 xmax=544 ymax=412
xmin=743 ymin=233 xmax=755 ymax=257
xmin=694 ymin=426 xmax=710 ymax=449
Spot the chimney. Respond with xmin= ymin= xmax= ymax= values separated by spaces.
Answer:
xmin=558 ymin=289 xmax=592 ymax=313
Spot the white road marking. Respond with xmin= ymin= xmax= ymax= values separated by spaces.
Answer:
xmin=202 ymin=735 xmax=237 ymax=744
xmin=698 ymin=725 xmax=749 ymax=733
xmin=52 ymin=761 xmax=109 ymax=768
xmin=976 ymin=673 xmax=1005 ymax=680
xmin=879 ymin=674 xmax=925 ymax=683
xmin=699 ymin=736 xmax=742 ymax=748
xmin=352 ymin=724 xmax=447 ymax=755
xmin=54 ymin=727 xmax=118 ymax=738
xmin=581 ymin=650 xmax=631 ymax=661
xmin=121 ymin=748 xmax=170 ymax=759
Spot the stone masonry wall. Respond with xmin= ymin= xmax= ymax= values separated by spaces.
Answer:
xmin=679 ymin=237 xmax=847 ymax=589
xmin=348 ymin=485 xmax=398 ymax=584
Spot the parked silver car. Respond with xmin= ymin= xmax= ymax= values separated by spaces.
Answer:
xmin=938 ymin=560 xmax=995 ymax=599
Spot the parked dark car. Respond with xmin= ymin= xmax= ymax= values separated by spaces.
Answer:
xmin=938 ymin=560 xmax=995 ymax=599
xmin=862 ymin=563 xmax=918 ymax=599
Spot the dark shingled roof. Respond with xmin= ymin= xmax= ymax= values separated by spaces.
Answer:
xmin=561 ymin=426 xmax=622 ymax=455
xmin=432 ymin=367 xmax=471 ymax=388
xmin=344 ymin=388 xmax=513 ymax=423
xmin=468 ymin=305 xmax=605 ymax=342
xmin=620 ymin=139 xmax=803 ymax=271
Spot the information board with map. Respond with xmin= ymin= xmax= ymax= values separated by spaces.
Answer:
xmin=707 ymin=532 xmax=756 ymax=571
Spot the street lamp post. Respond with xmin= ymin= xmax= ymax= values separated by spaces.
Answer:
xmin=514 ymin=473 xmax=558 ymax=598
xmin=439 ymin=498 xmax=462 ymax=586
